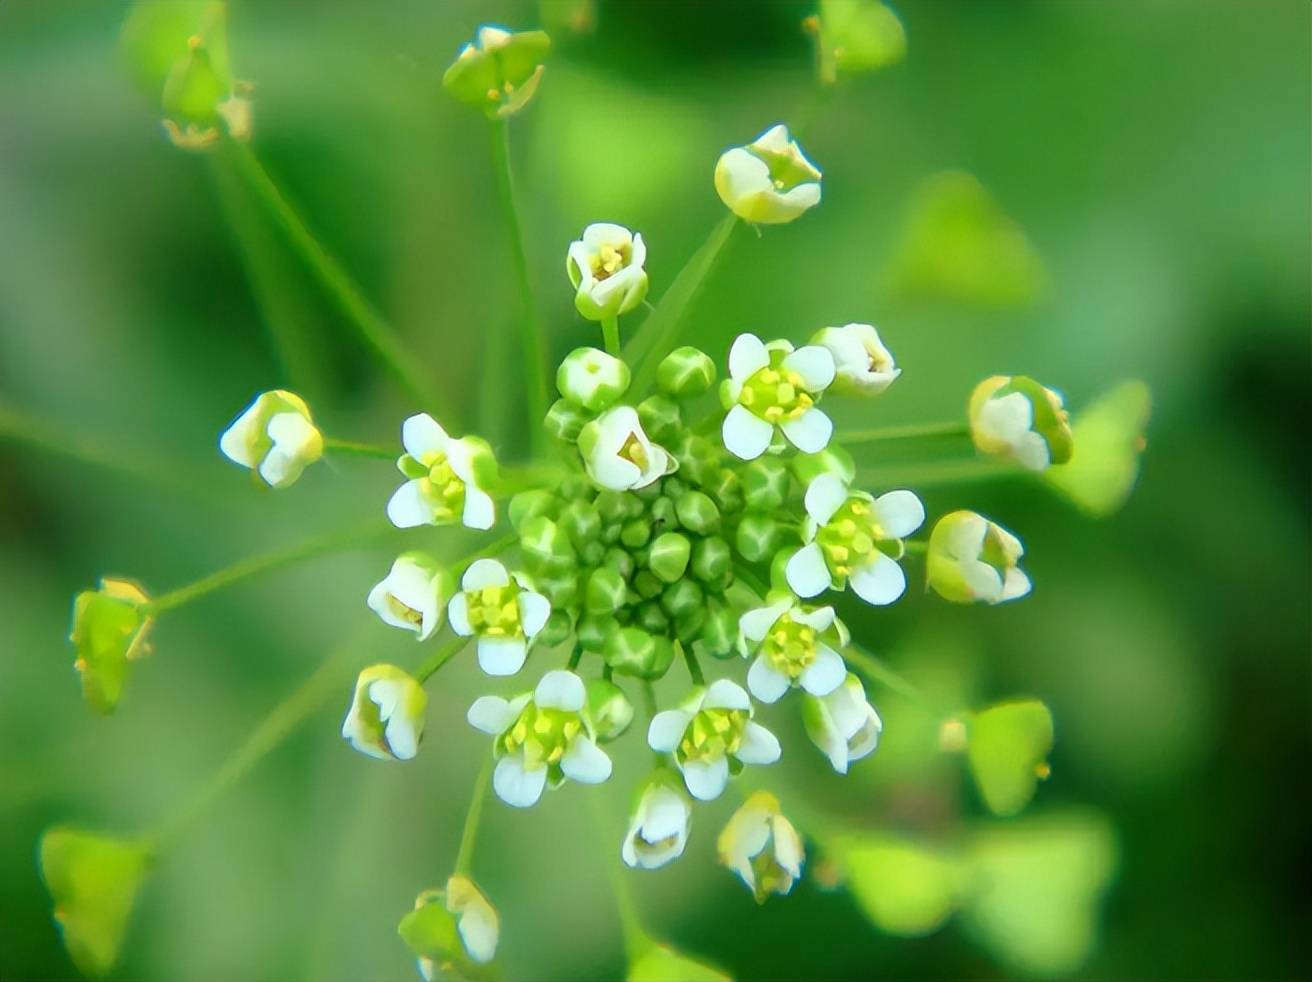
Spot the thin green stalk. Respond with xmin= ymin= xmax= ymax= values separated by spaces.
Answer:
xmin=488 ymin=118 xmax=549 ymax=444
xmin=681 ymin=643 xmax=705 ymax=686
xmin=838 ymin=420 xmax=970 ymax=445
xmin=323 ymin=437 xmax=396 ymax=459
xmin=844 ymin=644 xmax=939 ymax=713
xmin=588 ymin=794 xmax=653 ymax=962
xmin=903 ymin=540 xmax=927 ymax=556
xmin=415 ymin=636 xmax=468 ymax=684
xmin=857 ymin=456 xmax=1021 ymax=489
xmin=145 ymin=520 xmax=389 ymax=615
xmin=453 ymin=755 xmax=493 ymax=876
xmin=223 ymin=139 xmax=448 ymax=416
xmin=601 ymin=315 xmax=621 ymax=357
xmin=624 ymin=212 xmax=739 ymax=394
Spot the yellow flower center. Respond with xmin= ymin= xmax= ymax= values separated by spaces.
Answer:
xmin=384 ymin=595 xmax=424 ymax=627
xmin=678 ymin=708 xmax=747 ymax=764
xmin=501 ymin=705 xmax=582 ymax=768
xmin=590 ymin=242 xmax=630 ymax=281
xmin=816 ymin=498 xmax=898 ymax=578
xmin=739 ymin=365 xmax=814 ymax=423
xmin=422 ymin=452 xmax=466 ymax=523
xmin=619 ymin=431 xmax=650 ymax=471
xmin=466 ymin=584 xmax=523 ymax=638
xmin=761 ymin=613 xmax=818 ymax=680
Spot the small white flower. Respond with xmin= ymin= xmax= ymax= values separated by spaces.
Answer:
xmin=219 ymin=389 xmax=323 ymax=489
xmin=366 ymin=552 xmax=454 ymax=641
xmin=717 ymin=791 xmax=805 ymax=902
xmin=467 ymin=669 xmax=612 ymax=808
xmin=448 ymin=559 xmax=551 ymax=677
xmin=801 ymin=673 xmax=883 ymax=774
xmin=738 ymin=597 xmax=849 ymax=704
xmin=566 ymin=223 xmax=649 ymax=321
xmin=444 ymin=876 xmax=499 ymax=965
xmin=811 ymin=323 xmax=900 ymax=396
xmin=341 ymin=664 xmax=427 ymax=761
xmin=622 ymin=774 xmax=692 ymax=870
xmin=405 ymin=877 xmax=500 ymax=980
xmin=927 ymin=510 xmax=1031 ymax=604
xmin=714 ymin=124 xmax=822 ymax=225
xmin=578 ymin=405 xmax=677 ymax=491
xmin=969 ymin=375 xmax=1073 ymax=472
xmin=785 ymin=472 xmax=924 ymax=605
xmin=720 ymin=333 xmax=835 ymax=461
xmin=647 ymin=679 xmax=780 ymax=801
xmin=386 ymin=414 xmax=498 ymax=531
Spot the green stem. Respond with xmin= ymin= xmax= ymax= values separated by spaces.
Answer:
xmin=415 ymin=636 xmax=468 ymax=684
xmin=838 ymin=420 xmax=969 ymax=445
xmin=323 ymin=437 xmax=396 ymax=460
xmin=681 ymin=643 xmax=705 ymax=686
xmin=857 ymin=456 xmax=1021 ymax=489
xmin=601 ymin=315 xmax=621 ymax=357
xmin=488 ymin=118 xmax=549 ymax=444
xmin=903 ymin=540 xmax=927 ymax=556
xmin=453 ymin=755 xmax=493 ymax=876
xmin=624 ymin=212 xmax=739 ymax=395
xmin=588 ymin=794 xmax=653 ymax=962
xmin=224 ymin=139 xmax=448 ymax=416
xmin=844 ymin=644 xmax=939 ymax=713
xmin=145 ymin=520 xmax=390 ymax=615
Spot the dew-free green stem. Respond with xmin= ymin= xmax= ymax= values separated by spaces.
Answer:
xmin=601 ymin=315 xmax=621 ymax=357
xmin=838 ymin=420 xmax=970 ymax=445
xmin=588 ymin=794 xmax=653 ymax=962
xmin=415 ymin=636 xmax=468 ymax=684
xmin=844 ymin=644 xmax=939 ymax=713
xmin=681 ymin=643 xmax=705 ymax=686
xmin=857 ymin=456 xmax=1021 ymax=489
xmin=323 ymin=437 xmax=396 ymax=460
xmin=454 ymin=755 xmax=493 ymax=876
xmin=625 ymin=212 xmax=739 ymax=394
xmin=488 ymin=118 xmax=549 ymax=444
xmin=145 ymin=520 xmax=390 ymax=615
xmin=224 ymin=140 xmax=448 ymax=416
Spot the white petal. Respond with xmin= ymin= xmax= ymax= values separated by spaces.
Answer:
xmin=477 ymin=636 xmax=527 ymax=676
xmin=1002 ymin=567 xmax=1032 ymax=601
xmin=642 ymin=789 xmax=689 ymax=843
xmin=517 ymin=591 xmax=551 ymax=638
xmin=780 ymin=407 xmax=833 ymax=454
xmin=534 ymin=669 xmax=585 ymax=711
xmin=785 ymin=543 xmax=831 ymax=598
xmin=849 ymin=552 xmax=907 ymax=606
xmin=560 ymin=736 xmax=612 ymax=784
xmin=456 ymin=904 xmax=498 ymax=965
xmin=581 ymin=222 xmax=632 ymax=250
xmin=493 ymin=755 xmax=547 ymax=808
xmin=747 ymin=655 xmax=791 ymax=704
xmin=722 ymin=404 xmax=774 ymax=460
xmin=782 ymin=345 xmax=836 ymax=392
xmin=703 ymin=678 xmax=752 ymax=712
xmin=792 ymin=605 xmax=835 ymax=633
xmin=717 ymin=147 xmax=774 ymax=206
xmin=1014 ymin=431 xmax=1052 ymax=471
xmin=737 ymin=722 xmax=782 ymax=765
xmin=978 ymin=392 xmax=1033 ymax=445
xmin=682 ymin=756 xmax=730 ymax=801
xmin=771 ymin=816 xmax=805 ymax=878
xmin=401 ymin=413 xmax=449 ymax=460
xmin=738 ymin=600 xmax=790 ymax=646
xmin=467 ymin=697 xmax=516 ymax=735
xmin=872 ymin=490 xmax=926 ymax=539
xmin=799 ymin=645 xmax=846 ymax=696
xmin=804 ymin=472 xmax=849 ymax=526
xmin=462 ymin=558 xmax=510 ymax=590
xmin=728 ymin=333 xmax=770 ymax=380
xmin=218 ymin=405 xmax=261 ymax=468
xmin=462 ymin=486 xmax=496 ymax=531
xmin=447 ymin=593 xmax=473 ymax=636
xmin=776 ymin=181 xmax=821 ymax=214
xmin=387 ymin=480 xmax=432 ymax=529
xmin=647 ymin=710 xmax=692 ymax=752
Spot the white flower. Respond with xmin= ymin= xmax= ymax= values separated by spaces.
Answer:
xmin=785 ymin=472 xmax=924 ymax=605
xmin=444 ymin=876 xmax=499 ymax=965
xmin=801 ymin=673 xmax=883 ymax=774
xmin=556 ymin=346 xmax=631 ymax=411
xmin=717 ymin=791 xmax=805 ymax=902
xmin=578 ymin=405 xmax=677 ymax=490
xmin=969 ymin=375 xmax=1073 ymax=472
xmin=341 ymin=664 xmax=427 ymax=761
xmin=366 ymin=552 xmax=454 ymax=641
xmin=738 ymin=597 xmax=849 ymax=704
xmin=448 ymin=559 xmax=551 ymax=677
xmin=218 ymin=389 xmax=323 ymax=489
xmin=714 ymin=124 xmax=822 ymax=225
xmin=467 ymin=669 xmax=612 ymax=808
xmin=386 ymin=414 xmax=498 ymax=530
xmin=927 ymin=510 xmax=1031 ymax=604
xmin=566 ymin=223 xmax=649 ymax=321
xmin=622 ymin=775 xmax=692 ymax=870
xmin=405 ymin=877 xmax=499 ymax=980
xmin=647 ymin=679 xmax=780 ymax=801
xmin=811 ymin=323 xmax=900 ymax=396
xmin=720 ymin=333 xmax=835 ymax=461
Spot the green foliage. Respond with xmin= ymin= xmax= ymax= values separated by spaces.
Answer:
xmin=68 ymin=578 xmax=153 ymax=714
xmin=1045 ymin=380 xmax=1152 ymax=516
xmin=813 ymin=0 xmax=907 ymax=85
xmin=967 ymin=700 xmax=1054 ymax=816
xmin=120 ymin=0 xmax=229 ymax=96
xmin=830 ymin=835 xmax=963 ymax=936
xmin=628 ymin=944 xmax=731 ymax=982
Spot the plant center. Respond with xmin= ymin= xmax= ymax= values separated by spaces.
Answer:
xmin=739 ymin=354 xmax=814 ymax=424
xmin=466 ymin=584 xmax=523 ymax=638
xmin=678 ymin=707 xmax=747 ymax=763
xmin=816 ymin=497 xmax=899 ymax=578
xmin=501 ymin=704 xmax=582 ymax=769
xmin=423 ymin=452 xmax=467 ymax=522
xmin=761 ymin=613 xmax=818 ymax=680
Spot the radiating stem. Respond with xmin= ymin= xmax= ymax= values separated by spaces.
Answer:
xmin=857 ymin=456 xmax=1021 ymax=489
xmin=454 ymin=755 xmax=493 ymax=876
xmin=624 ymin=213 xmax=739 ymax=395
xmin=145 ymin=520 xmax=390 ymax=615
xmin=488 ymin=118 xmax=549 ymax=444
xmin=681 ymin=643 xmax=705 ymax=686
xmin=588 ymin=794 xmax=653 ymax=962
xmin=322 ymin=437 xmax=396 ymax=460
xmin=415 ymin=636 xmax=468 ymax=684
xmin=903 ymin=540 xmax=928 ymax=556
xmin=223 ymin=139 xmax=449 ymax=416
xmin=838 ymin=420 xmax=970 ymax=445
xmin=601 ymin=315 xmax=621 ymax=357
xmin=844 ymin=644 xmax=941 ymax=714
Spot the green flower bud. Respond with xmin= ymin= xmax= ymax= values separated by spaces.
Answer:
xmin=633 ymin=569 xmax=664 ymax=600
xmin=538 ymin=610 xmax=573 ymax=647
xmin=544 ymin=397 xmax=590 ymax=442
xmin=604 ymin=627 xmax=675 ymax=679
xmin=508 ymin=489 xmax=559 ymax=531
xmin=577 ymin=614 xmax=615 ymax=653
xmin=674 ymin=604 xmax=708 ymax=641
xmin=579 ymin=541 xmax=606 ymax=567
xmin=621 ymin=517 xmax=653 ymax=549
xmin=674 ymin=433 xmax=720 ymax=486
xmin=520 ymin=515 xmax=576 ymax=575
xmin=657 ymin=345 xmax=717 ymax=398
xmin=662 ymin=477 xmax=687 ymax=499
xmin=691 ymin=536 xmax=732 ymax=584
xmin=557 ymin=346 xmax=630 ymax=412
xmin=635 ymin=600 xmax=671 ymax=634
xmin=442 ymin=25 xmax=550 ymax=119
xmin=586 ymin=567 xmax=628 ymax=614
xmin=603 ymin=546 xmax=634 ymax=581
xmin=675 ymin=490 xmax=720 ymax=534
xmin=649 ymin=532 xmax=692 ymax=583
xmin=661 ymin=579 xmax=703 ymax=620
xmin=927 ymin=510 xmax=1030 ymax=604
xmin=558 ymin=499 xmax=602 ymax=552
xmin=69 ymin=578 xmax=154 ymax=715
xmin=595 ymin=489 xmax=632 ymax=523
xmin=700 ymin=605 xmax=739 ymax=659
xmin=398 ymin=877 xmax=499 ymax=976
xmin=649 ymin=496 xmax=677 ymax=530
xmin=637 ymin=395 xmax=682 ymax=446
xmin=706 ymin=468 xmax=745 ymax=515
xmin=791 ymin=445 xmax=855 ymax=486
xmin=969 ymin=375 xmax=1074 ymax=471
xmin=587 ymin=679 xmax=635 ymax=742
xmin=743 ymin=456 xmax=790 ymax=511
xmin=736 ymin=512 xmax=781 ymax=563
xmin=534 ymin=570 xmax=581 ymax=609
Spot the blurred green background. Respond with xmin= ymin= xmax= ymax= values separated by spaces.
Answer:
xmin=1 ymin=1 xmax=1308 ymax=979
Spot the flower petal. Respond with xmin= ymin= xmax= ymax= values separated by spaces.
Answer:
xmin=462 ymin=486 xmax=496 ymax=530
xmin=872 ymin=490 xmax=926 ymax=539
xmin=747 ymin=655 xmax=791 ymax=704
xmin=738 ymin=600 xmax=790 ymax=648
xmin=849 ymin=552 xmax=907 ymax=606
xmin=493 ymin=755 xmax=547 ymax=808
xmin=737 ymin=722 xmax=782 ymax=765
xmin=402 ymin=413 xmax=449 ymax=460
xmin=534 ymin=669 xmax=586 ymax=712
xmin=648 ymin=710 xmax=692 ymax=752
xmin=722 ymin=404 xmax=774 ymax=460
xmin=467 ymin=697 xmax=515 ymax=735
xmin=703 ymin=678 xmax=752 ymax=712
xmin=804 ymin=472 xmax=849 ymax=526
xmin=462 ymin=558 xmax=510 ymax=591
xmin=728 ymin=333 xmax=770 ymax=380
xmin=517 ymin=591 xmax=551 ymax=638
xmin=780 ymin=407 xmax=833 ymax=454
xmin=560 ymin=735 xmax=612 ymax=784
xmin=447 ymin=593 xmax=473 ymax=636
xmin=386 ymin=480 xmax=432 ymax=529
xmin=682 ymin=756 xmax=731 ymax=801
xmin=785 ymin=543 xmax=831 ymax=598
xmin=477 ymin=636 xmax=527 ymax=677
xmin=782 ymin=345 xmax=836 ymax=392
xmin=799 ymin=645 xmax=846 ymax=697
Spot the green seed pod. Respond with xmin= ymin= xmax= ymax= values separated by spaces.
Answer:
xmin=603 ymin=546 xmax=634 ymax=581
xmin=509 ymin=490 xmax=560 ymax=531
xmin=520 ymin=515 xmax=576 ymax=575
xmin=586 ymin=567 xmax=627 ymax=615
xmin=595 ymin=490 xmax=631 ymax=523
xmin=586 ymin=679 xmax=635 ymax=742
xmin=660 ymin=578 xmax=703 ymax=620
xmin=557 ymin=346 xmax=631 ymax=411
xmin=578 ymin=614 xmax=616 ymax=653
xmin=602 ymin=523 xmax=622 ymax=545
xmin=675 ymin=490 xmax=720 ymax=534
xmin=675 ymin=434 xmax=719 ymax=486
xmin=604 ymin=627 xmax=675 ymax=680
xmin=559 ymin=474 xmax=594 ymax=501
xmin=638 ymin=395 xmax=682 ymax=444
xmin=736 ymin=512 xmax=781 ymax=563
xmin=633 ymin=570 xmax=664 ymax=600
xmin=535 ymin=570 xmax=581 ymax=609
xmin=700 ymin=605 xmax=739 ymax=659
xmin=691 ymin=536 xmax=732 ymax=584
xmin=621 ymin=518 xmax=652 ymax=549
xmin=544 ymin=398 xmax=590 ymax=442
xmin=706 ymin=468 xmax=745 ymax=515
xmin=674 ymin=604 xmax=708 ymax=642
xmin=649 ymin=532 xmax=692 ymax=583
xmin=538 ymin=609 xmax=573 ymax=647
xmin=579 ymin=541 xmax=606 ymax=567
xmin=649 ymin=496 xmax=677 ymax=530
xmin=743 ymin=456 xmax=790 ymax=511
xmin=657 ymin=345 xmax=716 ymax=398
xmin=559 ymin=499 xmax=602 ymax=552
xmin=661 ymin=477 xmax=688 ymax=501
xmin=635 ymin=600 xmax=670 ymax=635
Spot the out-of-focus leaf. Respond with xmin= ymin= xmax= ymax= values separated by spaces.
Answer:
xmin=967 ymin=699 xmax=1054 ymax=816
xmin=829 ymin=835 xmax=964 ymax=936
xmin=541 ymin=0 xmax=596 ymax=36
xmin=120 ymin=1 xmax=229 ymax=97
xmin=882 ymin=171 xmax=1047 ymax=308
xmin=962 ymin=810 xmax=1117 ymax=977
xmin=1044 ymin=380 xmax=1151 ymax=516
xmin=814 ymin=0 xmax=907 ymax=84
xmin=628 ymin=944 xmax=731 ymax=982
xmin=69 ymin=578 xmax=154 ymax=715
